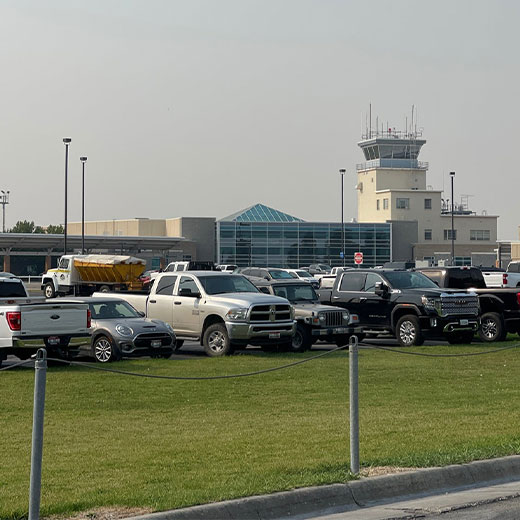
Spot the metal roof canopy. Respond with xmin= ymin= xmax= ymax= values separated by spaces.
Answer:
xmin=0 ymin=233 xmax=191 ymax=253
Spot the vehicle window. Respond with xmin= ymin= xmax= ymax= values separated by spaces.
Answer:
xmin=155 ymin=275 xmax=177 ymax=296
xmin=275 ymin=284 xmax=317 ymax=302
xmin=296 ymin=270 xmax=311 ymax=278
xmin=269 ymin=270 xmax=294 ymax=279
xmin=383 ymin=271 xmax=438 ymax=289
xmin=0 ymin=281 xmax=27 ymax=297
xmin=165 ymin=264 xmax=175 ymax=272
xmin=178 ymin=276 xmax=199 ymax=294
xmin=422 ymin=270 xmax=441 ymax=286
xmin=363 ymin=273 xmax=383 ymax=292
xmin=59 ymin=258 xmax=69 ymax=269
xmin=339 ymin=273 xmax=366 ymax=291
xmin=198 ymin=275 xmax=259 ymax=294
xmin=470 ymin=269 xmax=485 ymax=287
xmin=445 ymin=269 xmax=475 ymax=289
xmin=509 ymin=263 xmax=519 ymax=273
xmin=175 ymin=264 xmax=187 ymax=272
xmin=90 ymin=301 xmax=140 ymax=319
xmin=252 ymin=269 xmax=264 ymax=278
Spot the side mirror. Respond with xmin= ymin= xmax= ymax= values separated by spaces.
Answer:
xmin=375 ymin=281 xmax=389 ymax=297
xmin=179 ymin=288 xmax=201 ymax=298
xmin=138 ymin=311 xmax=145 ymax=317
xmin=264 ymin=276 xmax=270 ymax=280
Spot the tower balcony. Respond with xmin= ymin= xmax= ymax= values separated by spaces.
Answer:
xmin=356 ymin=159 xmax=429 ymax=171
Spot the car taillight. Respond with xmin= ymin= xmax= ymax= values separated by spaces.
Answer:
xmin=87 ymin=309 xmax=91 ymax=328
xmin=503 ymin=273 xmax=508 ymax=286
xmin=517 ymin=293 xmax=520 ymax=307
xmin=6 ymin=311 xmax=21 ymax=331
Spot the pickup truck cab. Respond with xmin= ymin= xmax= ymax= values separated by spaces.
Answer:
xmin=416 ymin=266 xmax=520 ymax=342
xmin=318 ymin=269 xmax=480 ymax=346
xmin=0 ymin=276 xmax=91 ymax=365
xmin=254 ymin=279 xmax=360 ymax=351
xmin=94 ymin=272 xmax=295 ymax=356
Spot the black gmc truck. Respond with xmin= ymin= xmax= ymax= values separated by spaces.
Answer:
xmin=318 ymin=269 xmax=480 ymax=346
xmin=415 ymin=266 xmax=520 ymax=342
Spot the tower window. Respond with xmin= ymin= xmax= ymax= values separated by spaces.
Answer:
xmin=470 ymin=230 xmax=490 ymax=241
xmin=424 ymin=229 xmax=432 ymax=240
xmin=424 ymin=198 xmax=432 ymax=209
xmin=376 ymin=199 xmax=380 ymax=210
xmin=396 ymin=198 xmax=410 ymax=209
xmin=383 ymin=198 xmax=389 ymax=210
xmin=444 ymin=229 xmax=457 ymax=240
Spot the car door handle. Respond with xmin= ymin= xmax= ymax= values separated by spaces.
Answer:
xmin=174 ymin=301 xmax=182 ymax=305
xmin=332 ymin=296 xmax=340 ymax=299
xmin=149 ymin=300 xmax=156 ymax=304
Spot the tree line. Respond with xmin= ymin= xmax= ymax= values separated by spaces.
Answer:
xmin=8 ymin=220 xmax=64 ymax=234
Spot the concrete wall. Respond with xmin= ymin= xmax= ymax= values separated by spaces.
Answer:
xmin=388 ymin=220 xmax=418 ymax=262
xmin=68 ymin=219 xmax=166 ymax=237
xmin=168 ymin=217 xmax=216 ymax=261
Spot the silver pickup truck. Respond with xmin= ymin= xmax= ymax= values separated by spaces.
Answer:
xmin=94 ymin=272 xmax=295 ymax=356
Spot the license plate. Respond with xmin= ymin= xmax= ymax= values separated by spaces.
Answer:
xmin=460 ymin=319 xmax=469 ymax=326
xmin=334 ymin=328 xmax=347 ymax=334
xmin=47 ymin=336 xmax=60 ymax=345
xmin=151 ymin=340 xmax=162 ymax=348
xmin=269 ymin=332 xmax=281 ymax=339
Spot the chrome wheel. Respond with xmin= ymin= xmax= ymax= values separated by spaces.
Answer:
xmin=44 ymin=283 xmax=55 ymax=298
xmin=207 ymin=330 xmax=227 ymax=354
xmin=481 ymin=317 xmax=498 ymax=340
xmin=399 ymin=320 xmax=416 ymax=346
xmin=94 ymin=337 xmax=113 ymax=362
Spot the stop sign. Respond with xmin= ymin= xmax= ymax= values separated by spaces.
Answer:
xmin=354 ymin=252 xmax=363 ymax=265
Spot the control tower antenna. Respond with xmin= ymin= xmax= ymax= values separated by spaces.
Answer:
xmin=369 ymin=102 xmax=372 ymax=138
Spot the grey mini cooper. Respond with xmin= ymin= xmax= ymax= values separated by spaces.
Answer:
xmin=68 ymin=297 xmax=176 ymax=362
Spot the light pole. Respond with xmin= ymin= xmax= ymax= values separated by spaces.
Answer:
xmin=80 ymin=156 xmax=87 ymax=254
xmin=450 ymin=171 xmax=455 ymax=265
xmin=0 ymin=190 xmax=10 ymax=233
xmin=339 ymin=169 xmax=346 ymax=267
xmin=63 ymin=138 xmax=71 ymax=254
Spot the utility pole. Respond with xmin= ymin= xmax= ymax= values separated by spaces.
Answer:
xmin=0 ymin=190 xmax=10 ymax=233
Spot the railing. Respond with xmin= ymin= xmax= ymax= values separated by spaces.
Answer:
xmin=356 ymin=159 xmax=429 ymax=171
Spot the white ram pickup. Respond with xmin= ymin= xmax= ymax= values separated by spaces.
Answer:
xmin=482 ymin=263 xmax=520 ymax=288
xmin=94 ymin=271 xmax=295 ymax=356
xmin=0 ymin=276 xmax=91 ymax=366
xmin=318 ymin=267 xmax=351 ymax=289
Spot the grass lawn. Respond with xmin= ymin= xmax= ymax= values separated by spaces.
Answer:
xmin=1 ymin=341 xmax=520 ymax=519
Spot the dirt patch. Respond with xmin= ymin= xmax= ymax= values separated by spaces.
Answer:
xmin=360 ymin=466 xmax=418 ymax=478
xmin=45 ymin=506 xmax=153 ymax=520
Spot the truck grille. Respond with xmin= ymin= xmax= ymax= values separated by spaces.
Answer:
xmin=440 ymin=295 xmax=479 ymax=317
xmin=134 ymin=332 xmax=174 ymax=348
xmin=322 ymin=311 xmax=343 ymax=327
xmin=250 ymin=304 xmax=292 ymax=322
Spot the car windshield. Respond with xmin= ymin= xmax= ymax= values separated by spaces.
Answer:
xmin=272 ymin=284 xmax=318 ymax=302
xmin=383 ymin=271 xmax=439 ymax=289
xmin=0 ymin=280 xmax=27 ymax=297
xmin=296 ymin=270 xmax=312 ymax=278
xmin=268 ymin=270 xmax=294 ymax=279
xmin=198 ymin=275 xmax=259 ymax=295
xmin=90 ymin=301 xmax=140 ymax=319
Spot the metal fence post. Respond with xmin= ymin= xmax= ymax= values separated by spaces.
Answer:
xmin=349 ymin=335 xmax=359 ymax=474
xmin=28 ymin=348 xmax=47 ymax=520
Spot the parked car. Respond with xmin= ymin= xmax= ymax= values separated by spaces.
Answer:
xmin=216 ymin=264 xmax=238 ymax=273
xmin=139 ymin=270 xmax=158 ymax=291
xmin=308 ymin=264 xmax=332 ymax=275
xmin=482 ymin=262 xmax=520 ymax=288
xmin=94 ymin=272 xmax=296 ymax=357
xmin=254 ymin=279 xmax=361 ymax=351
xmin=317 ymin=267 xmax=351 ymax=289
xmin=283 ymin=269 xmax=320 ymax=289
xmin=415 ymin=266 xmax=520 ymax=342
xmin=64 ymin=297 xmax=176 ymax=363
xmin=240 ymin=267 xmax=295 ymax=284
xmin=318 ymin=269 xmax=480 ymax=346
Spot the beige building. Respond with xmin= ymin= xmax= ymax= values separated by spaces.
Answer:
xmin=67 ymin=217 xmax=216 ymax=263
xmin=356 ymin=130 xmax=498 ymax=266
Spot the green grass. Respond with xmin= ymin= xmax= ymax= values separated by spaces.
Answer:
xmin=2 ymin=340 xmax=520 ymax=519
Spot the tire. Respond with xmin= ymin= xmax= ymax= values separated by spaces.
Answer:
xmin=291 ymin=324 xmax=312 ymax=352
xmin=98 ymin=285 xmax=110 ymax=293
xmin=44 ymin=282 xmax=56 ymax=298
xmin=92 ymin=335 xmax=120 ymax=363
xmin=396 ymin=315 xmax=424 ymax=347
xmin=202 ymin=323 xmax=232 ymax=357
xmin=447 ymin=331 xmax=474 ymax=345
xmin=173 ymin=339 xmax=184 ymax=351
xmin=479 ymin=312 xmax=506 ymax=342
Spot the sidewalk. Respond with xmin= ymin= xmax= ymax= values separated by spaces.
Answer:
xmin=126 ymin=455 xmax=520 ymax=520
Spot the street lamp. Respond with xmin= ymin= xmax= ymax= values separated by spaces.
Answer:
xmin=80 ymin=156 xmax=87 ymax=254
xmin=63 ymin=138 xmax=71 ymax=254
xmin=0 ymin=190 xmax=10 ymax=233
xmin=450 ymin=171 xmax=455 ymax=265
xmin=339 ymin=169 xmax=346 ymax=267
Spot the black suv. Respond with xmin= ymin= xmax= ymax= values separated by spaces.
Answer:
xmin=319 ymin=269 xmax=480 ymax=346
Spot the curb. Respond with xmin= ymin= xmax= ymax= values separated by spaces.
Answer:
xmin=127 ymin=455 xmax=520 ymax=520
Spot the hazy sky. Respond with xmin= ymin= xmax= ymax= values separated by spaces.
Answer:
xmin=1 ymin=0 xmax=519 ymax=238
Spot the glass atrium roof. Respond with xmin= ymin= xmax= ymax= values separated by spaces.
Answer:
xmin=220 ymin=203 xmax=305 ymax=223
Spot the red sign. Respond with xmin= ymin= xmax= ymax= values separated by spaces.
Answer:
xmin=354 ymin=252 xmax=363 ymax=265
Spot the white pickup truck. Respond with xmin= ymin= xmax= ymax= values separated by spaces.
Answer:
xmin=482 ymin=263 xmax=520 ymax=288
xmin=94 ymin=271 xmax=295 ymax=356
xmin=317 ymin=267 xmax=351 ymax=289
xmin=0 ymin=276 xmax=91 ymax=366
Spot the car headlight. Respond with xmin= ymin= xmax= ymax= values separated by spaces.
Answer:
xmin=164 ymin=322 xmax=175 ymax=335
xmin=342 ymin=311 xmax=350 ymax=323
xmin=115 ymin=324 xmax=133 ymax=337
xmin=318 ymin=313 xmax=326 ymax=322
xmin=226 ymin=308 xmax=248 ymax=322
xmin=290 ymin=305 xmax=295 ymax=320
xmin=421 ymin=296 xmax=440 ymax=313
